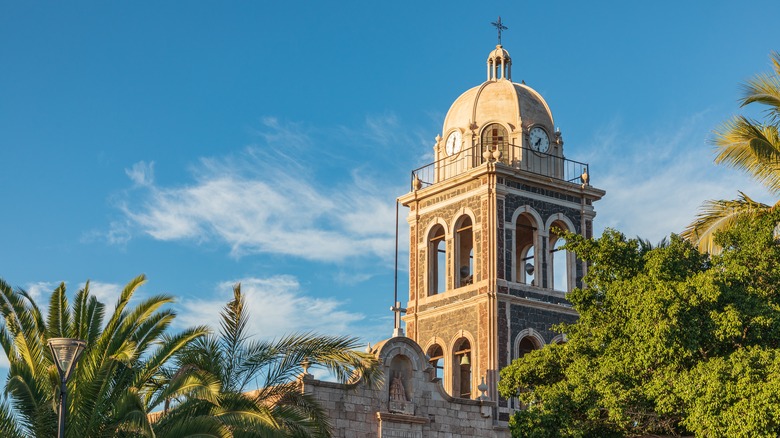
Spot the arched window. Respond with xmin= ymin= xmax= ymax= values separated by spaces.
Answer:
xmin=427 ymin=344 xmax=444 ymax=381
xmin=453 ymin=338 xmax=472 ymax=399
xmin=481 ymin=123 xmax=508 ymax=164
xmin=549 ymin=220 xmax=572 ymax=292
xmin=515 ymin=213 xmax=538 ymax=286
xmin=517 ymin=336 xmax=541 ymax=358
xmin=454 ymin=216 xmax=474 ymax=287
xmin=428 ymin=224 xmax=446 ymax=295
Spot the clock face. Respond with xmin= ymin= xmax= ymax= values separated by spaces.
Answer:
xmin=445 ymin=131 xmax=462 ymax=155
xmin=529 ymin=126 xmax=550 ymax=153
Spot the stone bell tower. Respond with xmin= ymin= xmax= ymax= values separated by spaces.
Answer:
xmin=398 ymin=43 xmax=605 ymax=421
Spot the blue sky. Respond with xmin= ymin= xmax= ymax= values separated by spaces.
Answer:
xmin=2 ymin=1 xmax=780 ymax=359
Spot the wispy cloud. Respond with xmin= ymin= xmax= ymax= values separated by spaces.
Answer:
xmin=81 ymin=281 xmax=123 ymax=307
xmin=126 ymin=161 xmax=155 ymax=187
xmin=111 ymin=118 xmax=408 ymax=263
xmin=25 ymin=281 xmax=59 ymax=303
xmin=174 ymin=276 xmax=366 ymax=340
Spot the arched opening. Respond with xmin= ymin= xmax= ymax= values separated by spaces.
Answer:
xmin=550 ymin=335 xmax=567 ymax=345
xmin=517 ymin=336 xmax=541 ymax=358
xmin=515 ymin=213 xmax=538 ymax=286
xmin=453 ymin=338 xmax=472 ymax=399
xmin=454 ymin=216 xmax=474 ymax=287
xmin=481 ymin=123 xmax=508 ymax=164
xmin=549 ymin=220 xmax=572 ymax=292
xmin=511 ymin=334 xmax=544 ymax=409
xmin=428 ymin=224 xmax=446 ymax=295
xmin=426 ymin=344 xmax=444 ymax=381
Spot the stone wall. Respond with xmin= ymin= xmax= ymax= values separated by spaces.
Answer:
xmin=415 ymin=303 xmax=479 ymax=357
xmin=501 ymin=188 xmax=585 ymax=290
xmin=303 ymin=336 xmax=510 ymax=438
xmin=414 ymin=187 xmax=483 ymax=300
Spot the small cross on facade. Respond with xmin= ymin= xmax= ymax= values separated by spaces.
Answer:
xmin=391 ymin=301 xmax=407 ymax=337
xmin=491 ymin=16 xmax=508 ymax=45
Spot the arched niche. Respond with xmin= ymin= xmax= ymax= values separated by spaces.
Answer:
xmin=388 ymin=354 xmax=413 ymax=403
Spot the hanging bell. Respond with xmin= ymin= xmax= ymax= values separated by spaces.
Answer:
xmin=460 ymin=353 xmax=470 ymax=366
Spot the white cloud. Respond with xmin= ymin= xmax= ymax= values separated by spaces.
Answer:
xmin=81 ymin=281 xmax=123 ymax=307
xmin=332 ymin=270 xmax=374 ymax=286
xmin=114 ymin=119 xmax=402 ymax=263
xmin=25 ymin=281 xmax=59 ymax=303
xmin=126 ymin=161 xmax=155 ymax=187
xmin=174 ymin=276 xmax=366 ymax=340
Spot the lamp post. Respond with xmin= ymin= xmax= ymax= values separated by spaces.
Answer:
xmin=48 ymin=338 xmax=86 ymax=438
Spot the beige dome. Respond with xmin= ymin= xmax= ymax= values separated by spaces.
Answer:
xmin=441 ymin=79 xmax=555 ymax=139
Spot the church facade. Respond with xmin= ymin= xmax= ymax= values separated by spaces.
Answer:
xmin=303 ymin=43 xmax=605 ymax=437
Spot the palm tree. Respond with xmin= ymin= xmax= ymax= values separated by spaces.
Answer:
xmin=0 ymin=274 xmax=209 ymax=437
xmin=153 ymin=283 xmax=381 ymax=438
xmin=683 ymin=51 xmax=780 ymax=252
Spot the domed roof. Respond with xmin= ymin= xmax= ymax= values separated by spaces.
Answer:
xmin=440 ymin=44 xmax=554 ymax=141
xmin=441 ymin=78 xmax=554 ymax=138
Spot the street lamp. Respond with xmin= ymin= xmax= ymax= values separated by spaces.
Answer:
xmin=48 ymin=338 xmax=86 ymax=438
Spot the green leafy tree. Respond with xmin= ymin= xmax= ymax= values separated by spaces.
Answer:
xmin=153 ymin=283 xmax=381 ymax=438
xmin=499 ymin=210 xmax=780 ymax=437
xmin=0 ymin=274 xmax=208 ymax=438
xmin=683 ymin=51 xmax=780 ymax=252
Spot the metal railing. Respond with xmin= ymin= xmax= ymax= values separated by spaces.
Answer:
xmin=410 ymin=142 xmax=590 ymax=191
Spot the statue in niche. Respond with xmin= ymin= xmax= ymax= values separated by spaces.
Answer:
xmin=389 ymin=372 xmax=408 ymax=402
xmin=387 ymin=354 xmax=415 ymax=415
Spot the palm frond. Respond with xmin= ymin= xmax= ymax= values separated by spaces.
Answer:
xmin=219 ymin=283 xmax=250 ymax=391
xmin=713 ymin=116 xmax=780 ymax=194
xmin=111 ymin=389 xmax=156 ymax=438
xmin=154 ymin=417 xmax=232 ymax=438
xmin=149 ymin=368 xmax=222 ymax=411
xmin=15 ymin=287 xmax=47 ymax=338
xmin=46 ymin=282 xmax=71 ymax=339
xmin=100 ymin=274 xmax=147 ymax=350
xmin=0 ymin=274 xmax=207 ymax=437
xmin=740 ymin=51 xmax=780 ymax=125
xmin=132 ymin=326 xmax=210 ymax=390
xmin=0 ymin=396 xmax=26 ymax=438
xmin=681 ymin=192 xmax=772 ymax=252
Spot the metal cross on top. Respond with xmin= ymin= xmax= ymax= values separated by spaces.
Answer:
xmin=491 ymin=16 xmax=508 ymax=45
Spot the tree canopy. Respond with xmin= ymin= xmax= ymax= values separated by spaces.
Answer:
xmin=499 ymin=210 xmax=780 ymax=437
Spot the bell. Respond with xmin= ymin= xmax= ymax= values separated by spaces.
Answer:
xmin=525 ymin=263 xmax=534 ymax=276
xmin=460 ymin=354 xmax=470 ymax=366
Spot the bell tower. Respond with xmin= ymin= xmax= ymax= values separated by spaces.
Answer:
xmin=398 ymin=43 xmax=605 ymax=420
